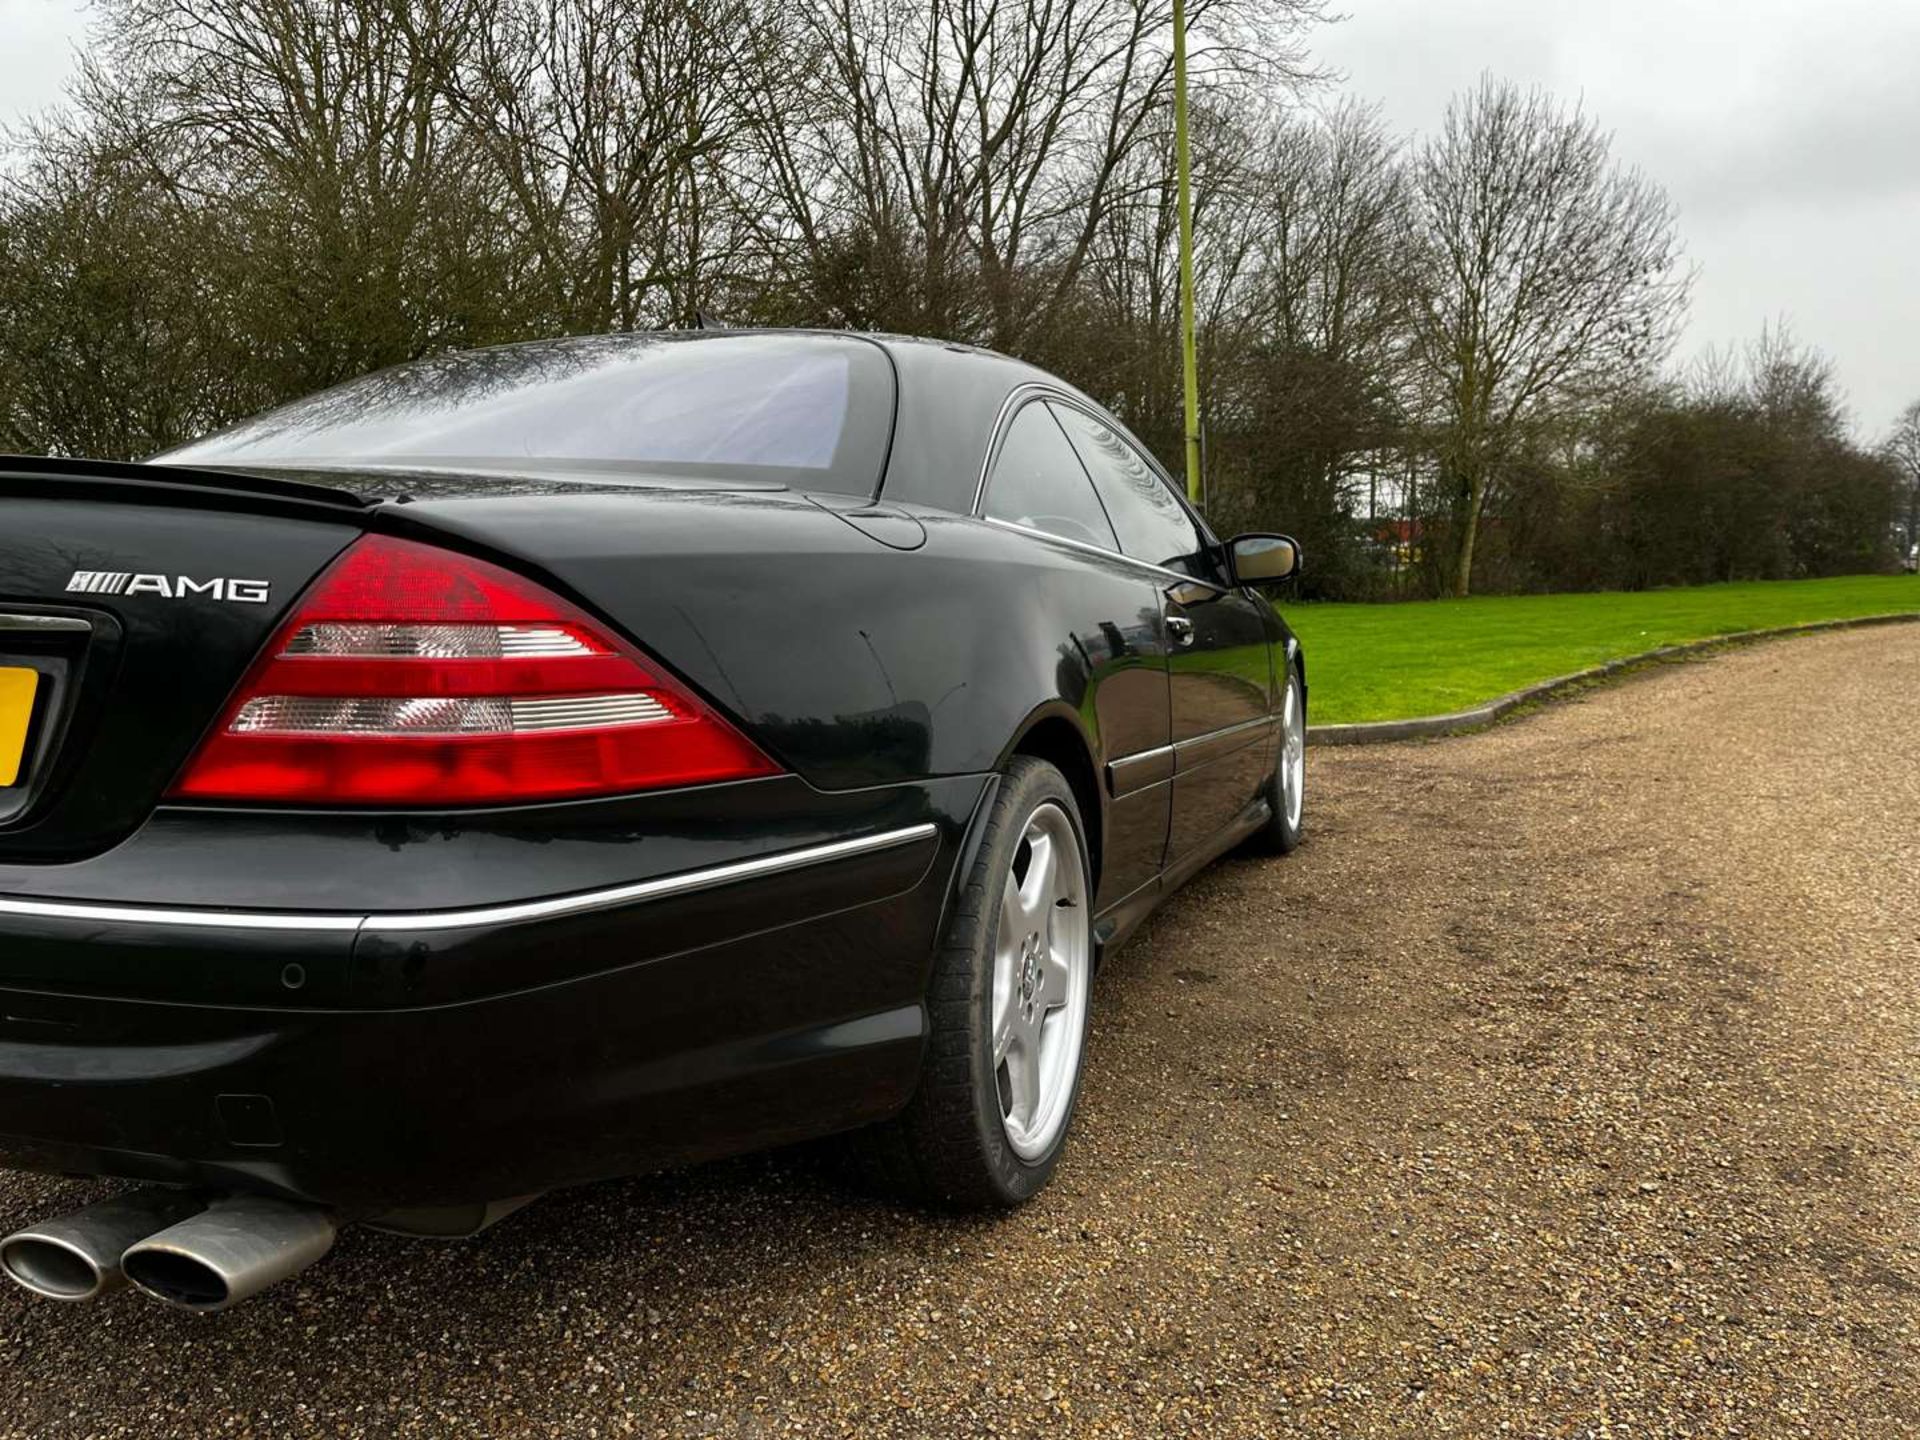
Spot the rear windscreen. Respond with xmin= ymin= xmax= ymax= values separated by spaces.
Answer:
xmin=156 ymin=332 xmax=894 ymax=497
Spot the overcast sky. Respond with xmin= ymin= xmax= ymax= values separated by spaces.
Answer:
xmin=1314 ymin=0 xmax=1920 ymax=436
xmin=3 ymin=0 xmax=1915 ymax=434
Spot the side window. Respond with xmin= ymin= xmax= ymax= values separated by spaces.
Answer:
xmin=1049 ymin=403 xmax=1209 ymax=578
xmin=982 ymin=402 xmax=1120 ymax=551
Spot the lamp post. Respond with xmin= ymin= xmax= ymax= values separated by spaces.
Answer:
xmin=1171 ymin=0 xmax=1202 ymax=507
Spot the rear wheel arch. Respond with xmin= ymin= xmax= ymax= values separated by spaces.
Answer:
xmin=1000 ymin=709 xmax=1103 ymax=894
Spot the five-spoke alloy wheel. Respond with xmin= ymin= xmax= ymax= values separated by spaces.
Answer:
xmin=990 ymin=800 xmax=1091 ymax=1161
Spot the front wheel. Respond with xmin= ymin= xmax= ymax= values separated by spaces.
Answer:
xmin=1247 ymin=663 xmax=1306 ymax=855
xmin=858 ymin=756 xmax=1094 ymax=1207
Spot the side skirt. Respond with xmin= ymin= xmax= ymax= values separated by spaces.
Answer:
xmin=1090 ymin=790 xmax=1272 ymax=958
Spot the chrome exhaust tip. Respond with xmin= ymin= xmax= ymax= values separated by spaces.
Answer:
xmin=0 ymin=1189 xmax=204 ymax=1302
xmin=122 ymin=1196 xmax=336 ymax=1312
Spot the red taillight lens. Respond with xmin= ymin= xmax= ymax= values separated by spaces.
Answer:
xmin=170 ymin=535 xmax=780 ymax=805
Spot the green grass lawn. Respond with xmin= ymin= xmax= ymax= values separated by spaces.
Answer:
xmin=1283 ymin=573 xmax=1920 ymax=726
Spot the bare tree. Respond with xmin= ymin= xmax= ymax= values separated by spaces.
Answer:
xmin=1070 ymin=90 xmax=1269 ymax=451
xmin=439 ymin=0 xmax=769 ymax=331
xmin=1246 ymin=103 xmax=1413 ymax=468
xmin=1255 ymin=103 xmax=1409 ymax=369
xmin=1742 ymin=321 xmax=1846 ymax=437
xmin=82 ymin=0 xmax=526 ymax=393
xmin=1180 ymin=103 xmax=1415 ymax=590
xmin=0 ymin=121 xmax=252 ymax=455
xmin=1880 ymin=398 xmax=1920 ymax=553
xmin=1409 ymin=76 xmax=1688 ymax=596
xmin=760 ymin=0 xmax=1327 ymax=347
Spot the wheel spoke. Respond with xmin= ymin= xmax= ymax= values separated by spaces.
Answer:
xmin=1016 ymin=826 xmax=1054 ymax=925
xmin=991 ymin=968 xmax=1018 ymax=1063
xmin=1004 ymin=1023 xmax=1043 ymax=1130
xmin=1001 ymin=865 xmax=1027 ymax=947
xmin=1038 ymin=946 xmax=1072 ymax=1012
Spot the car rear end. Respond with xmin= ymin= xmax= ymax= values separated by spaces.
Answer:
xmin=0 ymin=443 xmax=971 ymax=1216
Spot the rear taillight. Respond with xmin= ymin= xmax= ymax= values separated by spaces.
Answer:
xmin=170 ymin=535 xmax=779 ymax=805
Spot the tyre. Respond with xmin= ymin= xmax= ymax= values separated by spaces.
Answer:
xmin=1247 ymin=661 xmax=1306 ymax=855
xmin=861 ymin=756 xmax=1095 ymax=1207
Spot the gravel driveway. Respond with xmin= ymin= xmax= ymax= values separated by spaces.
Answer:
xmin=1 ymin=626 xmax=1916 ymax=1438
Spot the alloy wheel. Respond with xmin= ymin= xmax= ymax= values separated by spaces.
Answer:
xmin=990 ymin=801 xmax=1091 ymax=1161
xmin=1281 ymin=675 xmax=1305 ymax=830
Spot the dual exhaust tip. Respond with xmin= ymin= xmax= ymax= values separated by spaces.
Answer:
xmin=0 ymin=1190 xmax=335 ymax=1312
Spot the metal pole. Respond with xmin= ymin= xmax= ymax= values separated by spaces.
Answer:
xmin=1171 ymin=0 xmax=1202 ymax=507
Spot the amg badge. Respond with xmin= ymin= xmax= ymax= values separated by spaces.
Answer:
xmin=65 ymin=571 xmax=271 ymax=605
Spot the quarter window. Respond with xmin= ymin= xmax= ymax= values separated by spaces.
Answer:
xmin=1049 ymin=403 xmax=1210 ymax=578
xmin=982 ymin=403 xmax=1120 ymax=551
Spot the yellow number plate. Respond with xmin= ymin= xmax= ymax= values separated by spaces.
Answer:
xmin=0 ymin=668 xmax=38 ymax=788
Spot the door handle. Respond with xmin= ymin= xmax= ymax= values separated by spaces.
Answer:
xmin=1166 ymin=614 xmax=1195 ymax=648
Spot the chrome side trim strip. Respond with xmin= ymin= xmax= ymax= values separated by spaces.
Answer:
xmin=0 ymin=897 xmax=364 ymax=932
xmin=969 ymin=384 xmax=1048 ymax=515
xmin=1106 ymin=743 xmax=1175 ymax=797
xmin=1173 ymin=713 xmax=1278 ymax=754
xmin=1172 ymin=715 xmax=1278 ymax=771
xmin=979 ymin=516 xmax=1222 ymax=590
xmin=0 ymin=824 xmax=943 ymax=935
xmin=1109 ymin=715 xmax=1276 ymax=794
xmin=369 ymin=824 xmax=941 ymax=932
xmin=1109 ymin=742 xmax=1175 ymax=766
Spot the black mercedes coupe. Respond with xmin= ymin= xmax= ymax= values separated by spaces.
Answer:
xmin=0 ymin=331 xmax=1306 ymax=1310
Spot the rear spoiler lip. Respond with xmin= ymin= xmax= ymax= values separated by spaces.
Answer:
xmin=0 ymin=454 xmax=371 ymax=511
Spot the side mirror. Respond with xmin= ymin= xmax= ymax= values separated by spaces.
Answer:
xmin=1226 ymin=533 xmax=1302 ymax=587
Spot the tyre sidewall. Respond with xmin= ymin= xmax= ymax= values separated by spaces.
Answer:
xmin=1248 ymin=663 xmax=1306 ymax=856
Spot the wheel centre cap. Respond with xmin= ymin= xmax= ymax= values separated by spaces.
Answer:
xmin=1019 ymin=932 xmax=1042 ymax=1003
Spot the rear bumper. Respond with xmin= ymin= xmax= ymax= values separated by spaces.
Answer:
xmin=0 ymin=780 xmax=984 ymax=1207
